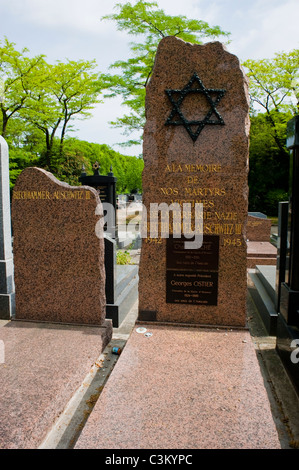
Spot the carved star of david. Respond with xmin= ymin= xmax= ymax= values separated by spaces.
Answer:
xmin=165 ymin=72 xmax=226 ymax=142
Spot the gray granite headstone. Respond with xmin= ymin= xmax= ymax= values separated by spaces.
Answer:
xmin=0 ymin=136 xmax=15 ymax=318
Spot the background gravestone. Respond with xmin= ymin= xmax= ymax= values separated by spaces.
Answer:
xmin=79 ymin=163 xmax=117 ymax=239
xmin=246 ymin=214 xmax=271 ymax=241
xmin=246 ymin=213 xmax=277 ymax=268
xmin=138 ymin=37 xmax=249 ymax=327
xmin=12 ymin=167 xmax=110 ymax=330
xmin=0 ymin=136 xmax=15 ymax=319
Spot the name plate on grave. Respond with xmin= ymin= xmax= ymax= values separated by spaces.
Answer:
xmin=166 ymin=235 xmax=219 ymax=306
xmin=166 ymin=271 xmax=218 ymax=305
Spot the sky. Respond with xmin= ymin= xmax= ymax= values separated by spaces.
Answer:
xmin=0 ymin=0 xmax=298 ymax=157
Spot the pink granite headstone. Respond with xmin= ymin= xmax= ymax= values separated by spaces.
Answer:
xmin=246 ymin=214 xmax=271 ymax=241
xmin=138 ymin=37 xmax=250 ymax=327
xmin=12 ymin=167 xmax=110 ymax=329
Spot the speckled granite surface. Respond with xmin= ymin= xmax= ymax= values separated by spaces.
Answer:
xmin=12 ymin=167 xmax=107 ymax=325
xmin=247 ymin=241 xmax=277 ymax=257
xmin=247 ymin=241 xmax=277 ymax=268
xmin=75 ymin=324 xmax=281 ymax=449
xmin=246 ymin=215 xmax=272 ymax=242
xmin=0 ymin=319 xmax=112 ymax=449
xmin=138 ymin=37 xmax=250 ymax=327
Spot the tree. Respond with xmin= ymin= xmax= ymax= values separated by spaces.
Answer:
xmin=248 ymin=112 xmax=290 ymax=214
xmin=101 ymin=0 xmax=230 ymax=146
xmin=0 ymin=37 xmax=105 ymax=171
xmin=58 ymin=138 xmax=144 ymax=191
xmin=243 ymin=49 xmax=299 ymax=155
xmin=125 ymin=156 xmax=143 ymax=192
xmin=0 ymin=37 xmax=45 ymax=138
xmin=52 ymin=60 xmax=103 ymax=156
xmin=243 ymin=49 xmax=299 ymax=214
xmin=22 ymin=59 xmax=103 ymax=170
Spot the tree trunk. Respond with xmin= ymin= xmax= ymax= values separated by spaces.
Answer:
xmin=59 ymin=116 xmax=70 ymax=157
xmin=266 ymin=112 xmax=289 ymax=157
xmin=1 ymin=109 xmax=8 ymax=138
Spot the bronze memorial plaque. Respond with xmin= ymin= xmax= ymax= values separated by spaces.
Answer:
xmin=166 ymin=235 xmax=219 ymax=270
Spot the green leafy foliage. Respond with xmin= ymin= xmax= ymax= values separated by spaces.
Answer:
xmin=116 ymin=250 xmax=132 ymax=265
xmin=20 ymin=59 xmax=103 ymax=170
xmin=9 ymin=147 xmax=39 ymax=189
xmin=0 ymin=37 xmax=46 ymax=138
xmin=48 ymin=137 xmax=143 ymax=192
xmin=264 ymin=189 xmax=289 ymax=215
xmin=7 ymin=134 xmax=144 ymax=192
xmin=243 ymin=49 xmax=299 ymax=158
xmin=243 ymin=49 xmax=299 ymax=115
xmin=243 ymin=50 xmax=298 ymax=215
xmin=248 ymin=112 xmax=291 ymax=215
xmin=0 ymin=37 xmax=104 ymax=170
xmin=1 ymin=17 xmax=298 ymax=220
xmin=0 ymin=36 xmax=144 ymax=193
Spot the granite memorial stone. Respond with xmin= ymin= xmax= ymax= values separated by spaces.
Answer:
xmin=246 ymin=214 xmax=271 ymax=242
xmin=12 ymin=167 xmax=110 ymax=329
xmin=138 ymin=37 xmax=249 ymax=327
xmin=246 ymin=213 xmax=277 ymax=268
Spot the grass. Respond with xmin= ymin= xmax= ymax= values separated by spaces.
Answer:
xmin=116 ymin=250 xmax=132 ymax=265
xmin=268 ymin=216 xmax=278 ymax=225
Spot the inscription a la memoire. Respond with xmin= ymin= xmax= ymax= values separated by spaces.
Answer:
xmin=165 ymin=163 xmax=222 ymax=173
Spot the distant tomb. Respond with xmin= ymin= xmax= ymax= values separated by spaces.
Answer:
xmin=246 ymin=213 xmax=277 ymax=268
xmin=79 ymin=162 xmax=117 ymax=239
xmin=247 ymin=213 xmax=271 ymax=242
